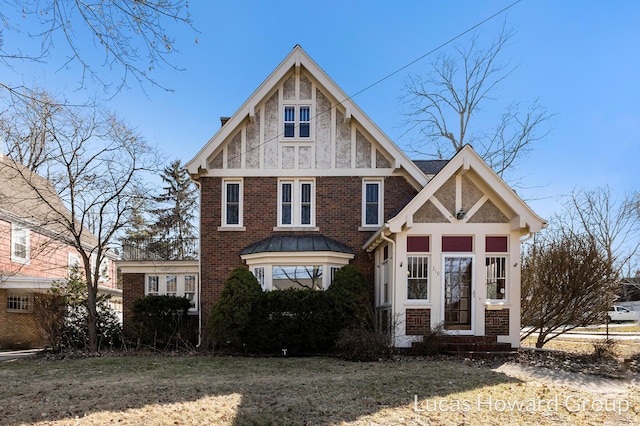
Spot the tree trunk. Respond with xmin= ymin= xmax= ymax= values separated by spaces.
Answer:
xmin=86 ymin=279 xmax=98 ymax=353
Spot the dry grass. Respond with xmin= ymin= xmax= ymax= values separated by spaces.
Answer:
xmin=1 ymin=354 xmax=639 ymax=425
xmin=521 ymin=336 xmax=639 ymax=359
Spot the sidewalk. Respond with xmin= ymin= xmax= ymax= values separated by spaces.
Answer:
xmin=0 ymin=349 xmax=42 ymax=362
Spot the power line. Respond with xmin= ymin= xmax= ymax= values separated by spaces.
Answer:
xmin=223 ymin=0 xmax=522 ymax=166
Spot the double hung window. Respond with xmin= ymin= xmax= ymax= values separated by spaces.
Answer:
xmin=222 ymin=180 xmax=243 ymax=227
xmin=11 ymin=223 xmax=29 ymax=264
xmin=279 ymin=180 xmax=314 ymax=226
xmin=362 ymin=180 xmax=383 ymax=227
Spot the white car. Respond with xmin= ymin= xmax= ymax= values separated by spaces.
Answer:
xmin=607 ymin=306 xmax=640 ymax=323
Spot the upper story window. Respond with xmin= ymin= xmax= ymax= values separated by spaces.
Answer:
xmin=279 ymin=179 xmax=315 ymax=227
xmin=362 ymin=179 xmax=383 ymax=227
xmin=11 ymin=223 xmax=30 ymax=264
xmin=283 ymin=105 xmax=311 ymax=139
xmin=222 ymin=179 xmax=243 ymax=226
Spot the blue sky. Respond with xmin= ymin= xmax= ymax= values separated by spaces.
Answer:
xmin=2 ymin=0 xmax=639 ymax=221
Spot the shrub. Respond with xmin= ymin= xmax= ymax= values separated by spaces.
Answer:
xmin=412 ymin=322 xmax=447 ymax=356
xmin=591 ymin=338 xmax=619 ymax=361
xmin=209 ymin=267 xmax=263 ymax=348
xmin=132 ymin=295 xmax=192 ymax=350
xmin=335 ymin=326 xmax=392 ymax=361
xmin=33 ymin=270 xmax=123 ymax=352
xmin=327 ymin=265 xmax=372 ymax=328
xmin=248 ymin=289 xmax=348 ymax=354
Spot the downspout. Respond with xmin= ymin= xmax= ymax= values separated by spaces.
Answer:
xmin=194 ymin=179 xmax=203 ymax=349
xmin=380 ymin=229 xmax=396 ymax=345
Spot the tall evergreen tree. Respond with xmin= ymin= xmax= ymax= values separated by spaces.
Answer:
xmin=151 ymin=160 xmax=198 ymax=259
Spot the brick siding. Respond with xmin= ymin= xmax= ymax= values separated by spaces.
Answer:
xmin=0 ymin=289 xmax=46 ymax=349
xmin=405 ymin=308 xmax=431 ymax=336
xmin=199 ymin=175 xmax=418 ymax=333
xmin=485 ymin=308 xmax=510 ymax=336
xmin=122 ymin=273 xmax=145 ymax=340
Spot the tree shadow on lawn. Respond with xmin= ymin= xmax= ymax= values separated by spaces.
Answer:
xmin=0 ymin=355 xmax=523 ymax=425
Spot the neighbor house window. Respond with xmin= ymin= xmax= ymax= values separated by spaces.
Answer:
xmin=222 ymin=180 xmax=243 ymax=226
xmin=362 ymin=180 xmax=383 ymax=227
xmin=11 ymin=223 xmax=29 ymax=264
xmin=486 ymin=257 xmax=507 ymax=300
xmin=144 ymin=274 xmax=199 ymax=312
xmin=283 ymin=105 xmax=311 ymax=139
xmin=278 ymin=179 xmax=315 ymax=226
xmin=68 ymin=253 xmax=81 ymax=277
xmin=7 ymin=292 xmax=33 ymax=312
xmin=407 ymin=256 xmax=429 ymax=300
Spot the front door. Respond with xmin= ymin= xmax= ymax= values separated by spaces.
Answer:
xmin=443 ymin=256 xmax=473 ymax=331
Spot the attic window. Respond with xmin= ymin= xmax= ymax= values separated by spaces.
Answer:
xmin=283 ymin=105 xmax=311 ymax=139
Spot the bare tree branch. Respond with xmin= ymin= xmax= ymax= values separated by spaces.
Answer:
xmin=404 ymin=24 xmax=552 ymax=181
xmin=0 ymin=0 xmax=194 ymax=97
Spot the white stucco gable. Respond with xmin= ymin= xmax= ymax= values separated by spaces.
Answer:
xmin=186 ymin=45 xmax=428 ymax=188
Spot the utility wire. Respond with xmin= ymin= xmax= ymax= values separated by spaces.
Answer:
xmin=222 ymin=0 xmax=522 ymax=166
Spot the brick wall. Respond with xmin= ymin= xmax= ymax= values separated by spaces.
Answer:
xmin=0 ymin=289 xmax=46 ymax=349
xmin=405 ymin=308 xmax=431 ymax=336
xmin=199 ymin=175 xmax=418 ymax=334
xmin=485 ymin=308 xmax=510 ymax=336
xmin=122 ymin=273 xmax=145 ymax=340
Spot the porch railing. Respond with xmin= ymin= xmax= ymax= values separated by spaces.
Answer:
xmin=120 ymin=237 xmax=199 ymax=261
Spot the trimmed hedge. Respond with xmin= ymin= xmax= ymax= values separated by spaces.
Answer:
xmin=210 ymin=265 xmax=370 ymax=355
xmin=132 ymin=295 xmax=193 ymax=349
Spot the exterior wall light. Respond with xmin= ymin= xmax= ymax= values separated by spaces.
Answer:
xmin=456 ymin=209 xmax=467 ymax=220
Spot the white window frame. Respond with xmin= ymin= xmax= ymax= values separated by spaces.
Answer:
xmin=222 ymin=179 xmax=243 ymax=227
xmin=11 ymin=223 xmax=30 ymax=264
xmin=362 ymin=179 xmax=383 ymax=227
xmin=407 ymin=255 xmax=430 ymax=301
xmin=253 ymin=267 xmax=266 ymax=290
xmin=282 ymin=104 xmax=312 ymax=140
xmin=278 ymin=179 xmax=315 ymax=227
xmin=6 ymin=292 xmax=33 ymax=312
xmin=147 ymin=275 xmax=159 ymax=295
xmin=486 ymin=256 xmax=508 ymax=301
xmin=144 ymin=274 xmax=199 ymax=313
xmin=68 ymin=252 xmax=81 ymax=277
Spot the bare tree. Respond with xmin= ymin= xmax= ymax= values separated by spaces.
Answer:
xmin=561 ymin=186 xmax=640 ymax=277
xmin=521 ymin=186 xmax=639 ymax=348
xmin=0 ymin=0 xmax=194 ymax=97
xmin=0 ymin=90 xmax=62 ymax=175
xmin=404 ymin=25 xmax=551 ymax=179
xmin=521 ymin=231 xmax=617 ymax=348
xmin=1 ymin=92 xmax=157 ymax=352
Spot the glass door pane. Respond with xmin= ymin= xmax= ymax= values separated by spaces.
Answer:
xmin=444 ymin=257 xmax=473 ymax=330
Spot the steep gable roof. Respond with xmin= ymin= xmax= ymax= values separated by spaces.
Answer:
xmin=0 ymin=157 xmax=99 ymax=247
xmin=365 ymin=145 xmax=546 ymax=250
xmin=186 ymin=45 xmax=428 ymax=188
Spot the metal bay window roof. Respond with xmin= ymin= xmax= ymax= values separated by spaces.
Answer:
xmin=241 ymin=235 xmax=355 ymax=255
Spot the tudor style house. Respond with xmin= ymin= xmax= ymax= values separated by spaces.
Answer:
xmin=0 ymin=156 xmax=120 ymax=349
xmin=120 ymin=46 xmax=545 ymax=349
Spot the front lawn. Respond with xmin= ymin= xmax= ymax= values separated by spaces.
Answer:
xmin=1 ymin=355 xmax=638 ymax=425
